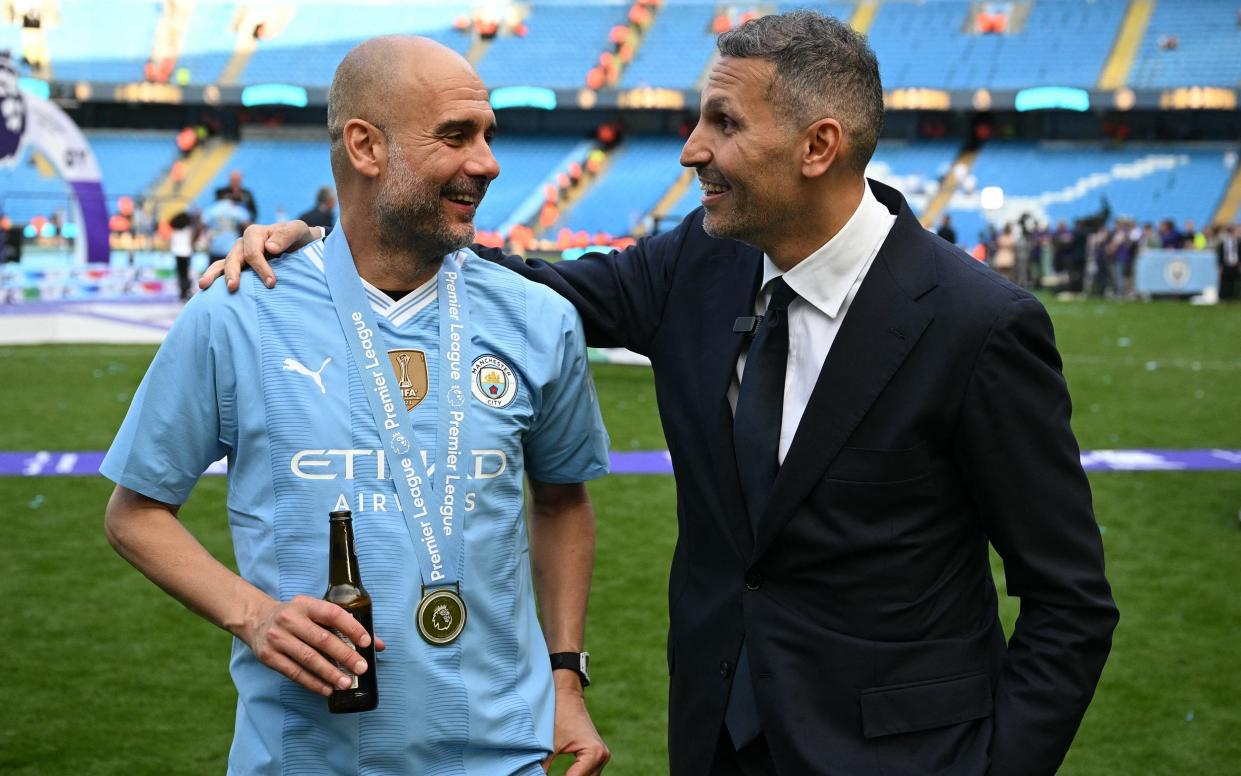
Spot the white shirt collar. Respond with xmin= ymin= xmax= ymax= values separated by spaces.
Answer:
xmin=760 ymin=181 xmax=892 ymax=319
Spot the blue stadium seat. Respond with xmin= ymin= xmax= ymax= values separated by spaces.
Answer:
xmin=193 ymin=138 xmax=333 ymax=225
xmin=177 ymin=2 xmax=242 ymax=85
xmin=476 ymin=5 xmax=629 ymax=89
xmin=945 ymin=141 xmax=1236 ymax=244
xmin=0 ymin=149 xmax=74 ymax=224
xmin=561 ymin=136 xmax=685 ymax=235
xmin=241 ymin=5 xmax=469 ymax=87
xmin=45 ymin=0 xmax=160 ymax=83
xmin=619 ymin=5 xmax=716 ymax=89
xmin=868 ymin=0 xmax=1124 ymax=90
xmin=1130 ymin=0 xmax=1241 ymax=88
xmin=89 ymin=131 xmax=180 ymax=203
xmin=867 ymin=140 xmax=959 ymax=217
xmin=475 ymin=136 xmax=583 ymax=231
xmin=0 ymin=131 xmax=176 ymax=224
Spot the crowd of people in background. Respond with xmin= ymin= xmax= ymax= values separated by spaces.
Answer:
xmin=5 ymin=174 xmax=1240 ymax=306
xmin=935 ymin=210 xmax=1241 ymax=302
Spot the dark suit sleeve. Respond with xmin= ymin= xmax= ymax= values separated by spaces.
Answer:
xmin=956 ymin=296 xmax=1118 ymax=776
xmin=472 ymin=213 xmax=696 ymax=354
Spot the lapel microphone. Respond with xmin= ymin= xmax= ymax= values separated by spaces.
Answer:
xmin=733 ymin=316 xmax=762 ymax=337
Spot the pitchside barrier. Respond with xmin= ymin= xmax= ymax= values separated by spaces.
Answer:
xmin=1135 ymin=249 xmax=1218 ymax=296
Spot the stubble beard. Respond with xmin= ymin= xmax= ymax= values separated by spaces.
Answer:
xmin=374 ymin=145 xmax=475 ymax=272
xmin=700 ymin=180 xmax=798 ymax=255
xmin=701 ymin=187 xmax=766 ymax=248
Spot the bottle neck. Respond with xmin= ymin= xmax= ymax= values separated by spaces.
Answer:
xmin=328 ymin=518 xmax=362 ymax=586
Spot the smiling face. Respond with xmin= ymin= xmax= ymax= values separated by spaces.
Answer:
xmin=679 ymin=57 xmax=803 ymax=251
xmin=375 ymin=56 xmax=499 ymax=260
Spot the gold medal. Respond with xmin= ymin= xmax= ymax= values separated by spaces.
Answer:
xmin=416 ymin=587 xmax=467 ymax=645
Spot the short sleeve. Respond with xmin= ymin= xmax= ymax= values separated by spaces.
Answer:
xmin=523 ymin=304 xmax=610 ymax=484
xmin=100 ymin=297 xmax=231 ymax=504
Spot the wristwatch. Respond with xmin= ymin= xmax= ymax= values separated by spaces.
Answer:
xmin=549 ymin=651 xmax=591 ymax=688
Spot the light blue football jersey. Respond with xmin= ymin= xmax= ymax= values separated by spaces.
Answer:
xmin=101 ymin=240 xmax=610 ymax=775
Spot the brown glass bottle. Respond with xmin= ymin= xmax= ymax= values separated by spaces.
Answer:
xmin=324 ymin=509 xmax=379 ymax=713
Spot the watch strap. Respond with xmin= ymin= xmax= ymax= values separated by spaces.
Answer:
xmin=549 ymin=651 xmax=590 ymax=688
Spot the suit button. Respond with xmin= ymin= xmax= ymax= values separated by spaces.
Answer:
xmin=719 ymin=660 xmax=732 ymax=678
xmin=745 ymin=572 xmax=762 ymax=590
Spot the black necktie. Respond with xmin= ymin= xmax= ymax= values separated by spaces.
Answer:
xmin=733 ymin=277 xmax=798 ymax=533
xmin=725 ymin=277 xmax=796 ymax=751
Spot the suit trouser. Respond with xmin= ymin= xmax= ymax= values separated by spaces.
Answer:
xmin=710 ymin=728 xmax=777 ymax=776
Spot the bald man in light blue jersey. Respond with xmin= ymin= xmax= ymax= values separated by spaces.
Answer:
xmin=102 ymin=36 xmax=611 ymax=775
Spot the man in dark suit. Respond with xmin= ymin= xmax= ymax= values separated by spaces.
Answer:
xmin=1217 ymin=224 xmax=1239 ymax=300
xmin=215 ymin=170 xmax=259 ymax=221
xmin=209 ymin=12 xmax=1116 ymax=775
xmin=936 ymin=214 xmax=957 ymax=245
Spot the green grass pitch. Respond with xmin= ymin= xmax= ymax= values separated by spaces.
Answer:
xmin=1 ymin=298 xmax=1239 ymax=774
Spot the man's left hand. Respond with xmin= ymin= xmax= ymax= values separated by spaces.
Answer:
xmin=544 ymin=682 xmax=610 ymax=776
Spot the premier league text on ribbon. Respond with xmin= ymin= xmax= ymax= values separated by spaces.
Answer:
xmin=348 ymin=309 xmax=464 ymax=583
xmin=326 ymin=229 xmax=473 ymax=644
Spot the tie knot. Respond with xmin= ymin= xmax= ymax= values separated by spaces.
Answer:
xmin=765 ymin=277 xmax=797 ymax=313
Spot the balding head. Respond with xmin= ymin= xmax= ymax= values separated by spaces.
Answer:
xmin=327 ymin=35 xmax=479 ymax=182
xmin=325 ymin=34 xmax=499 ymax=276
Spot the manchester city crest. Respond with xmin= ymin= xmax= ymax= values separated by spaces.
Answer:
xmin=470 ymin=354 xmax=518 ymax=409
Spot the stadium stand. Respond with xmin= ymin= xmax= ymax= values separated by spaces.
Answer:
xmin=90 ymin=131 xmax=181 ymax=202
xmin=0 ymin=147 xmax=72 ymax=225
xmin=867 ymin=0 xmax=1126 ymax=90
xmin=618 ymin=3 xmax=717 ymax=89
xmin=866 ymin=140 xmax=960 ymax=216
xmin=44 ymin=0 xmax=159 ymax=82
xmin=240 ymin=4 xmax=469 ymax=87
xmin=192 ymin=137 xmax=333 ymax=224
xmin=1 ymin=130 xmax=177 ymax=224
xmin=176 ymin=2 xmax=242 ymax=86
xmin=558 ymin=135 xmax=684 ymax=235
xmin=1129 ymin=0 xmax=1241 ymax=89
xmin=475 ymin=135 xmax=585 ymax=232
xmin=476 ymin=4 xmax=630 ymax=88
xmin=945 ymin=141 xmax=1237 ymax=243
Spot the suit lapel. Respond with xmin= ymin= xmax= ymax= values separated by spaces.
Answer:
xmin=698 ymin=246 xmax=764 ymax=561
xmin=753 ymin=195 xmax=937 ymax=559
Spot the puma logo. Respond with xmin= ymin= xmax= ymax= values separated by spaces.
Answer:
xmin=283 ymin=357 xmax=331 ymax=394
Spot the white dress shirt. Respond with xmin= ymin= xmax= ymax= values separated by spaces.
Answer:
xmin=729 ymin=182 xmax=897 ymax=463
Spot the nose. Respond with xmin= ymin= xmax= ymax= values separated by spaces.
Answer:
xmin=679 ymin=120 xmax=709 ymax=169
xmin=466 ymin=138 xmax=500 ymax=181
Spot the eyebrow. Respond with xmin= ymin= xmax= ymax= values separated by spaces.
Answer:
xmin=702 ymin=96 xmax=734 ymax=116
xmin=433 ymin=118 xmax=497 ymax=137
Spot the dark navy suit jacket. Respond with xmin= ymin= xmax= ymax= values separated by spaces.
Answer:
xmin=483 ymin=180 xmax=1117 ymax=775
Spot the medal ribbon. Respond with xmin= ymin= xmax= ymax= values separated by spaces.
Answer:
xmin=322 ymin=224 xmax=470 ymax=592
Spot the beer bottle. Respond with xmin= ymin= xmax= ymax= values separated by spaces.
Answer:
xmin=323 ymin=509 xmax=379 ymax=713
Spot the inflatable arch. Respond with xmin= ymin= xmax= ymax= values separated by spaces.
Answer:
xmin=1 ymin=56 xmax=109 ymax=263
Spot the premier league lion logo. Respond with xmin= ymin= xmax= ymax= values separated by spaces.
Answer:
xmin=431 ymin=604 xmax=454 ymax=632
xmin=0 ymin=55 xmax=28 ymax=166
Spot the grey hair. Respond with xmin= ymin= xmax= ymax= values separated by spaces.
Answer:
xmin=717 ymin=10 xmax=884 ymax=173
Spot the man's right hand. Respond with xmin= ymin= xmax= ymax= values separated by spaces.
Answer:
xmin=198 ymin=220 xmax=318 ymax=292
xmin=239 ymin=594 xmax=385 ymax=697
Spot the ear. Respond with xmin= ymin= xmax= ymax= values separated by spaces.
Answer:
xmin=801 ymin=117 xmax=842 ymax=179
xmin=343 ymin=118 xmax=387 ymax=179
